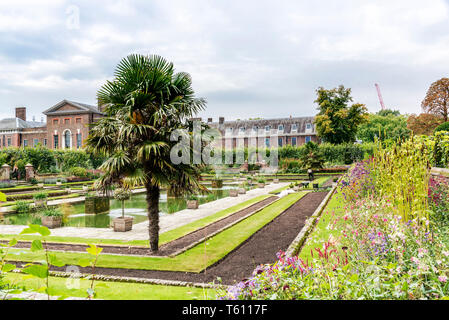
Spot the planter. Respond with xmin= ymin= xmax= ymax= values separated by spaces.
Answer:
xmin=82 ymin=186 xmax=89 ymax=192
xmin=293 ymin=186 xmax=299 ymax=191
xmin=229 ymin=189 xmax=239 ymax=197
xmin=187 ymin=200 xmax=199 ymax=209
xmin=34 ymin=199 xmax=47 ymax=207
xmin=302 ymin=182 xmax=310 ymax=188
xmin=273 ymin=178 xmax=280 ymax=183
xmin=85 ymin=196 xmax=110 ymax=214
xmin=41 ymin=216 xmax=62 ymax=229
xmin=66 ymin=188 xmax=72 ymax=194
xmin=37 ymin=183 xmax=44 ymax=188
xmin=113 ymin=217 xmax=133 ymax=232
xmin=56 ymin=181 xmax=62 ymax=186
xmin=238 ymin=188 xmax=246 ymax=194
xmin=258 ymin=183 xmax=265 ymax=188
xmin=313 ymin=183 xmax=319 ymax=189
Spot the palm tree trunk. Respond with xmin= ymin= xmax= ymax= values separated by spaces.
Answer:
xmin=145 ymin=182 xmax=160 ymax=252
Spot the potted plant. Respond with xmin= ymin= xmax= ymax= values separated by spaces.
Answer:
xmin=33 ymin=191 xmax=48 ymax=207
xmin=229 ymin=188 xmax=239 ymax=197
xmin=112 ymin=188 xmax=133 ymax=232
xmin=246 ymin=176 xmax=253 ymax=185
xmin=82 ymin=184 xmax=89 ymax=192
xmin=66 ymin=187 xmax=72 ymax=194
xmin=56 ymin=178 xmax=62 ymax=186
xmin=187 ymin=194 xmax=199 ymax=209
xmin=238 ymin=183 xmax=247 ymax=194
xmin=293 ymin=182 xmax=300 ymax=191
xmin=37 ymin=181 xmax=44 ymax=188
xmin=40 ymin=207 xmax=63 ymax=229
xmin=257 ymin=178 xmax=266 ymax=188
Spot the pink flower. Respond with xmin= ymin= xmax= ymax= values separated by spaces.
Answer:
xmin=439 ymin=275 xmax=447 ymax=283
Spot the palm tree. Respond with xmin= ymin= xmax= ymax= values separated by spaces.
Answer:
xmin=86 ymin=54 xmax=207 ymax=252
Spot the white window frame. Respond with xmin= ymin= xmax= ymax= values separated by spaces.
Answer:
xmin=291 ymin=124 xmax=298 ymax=132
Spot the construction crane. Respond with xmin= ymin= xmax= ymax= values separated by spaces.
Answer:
xmin=375 ymin=83 xmax=386 ymax=110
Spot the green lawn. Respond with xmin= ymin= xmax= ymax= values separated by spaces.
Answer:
xmin=268 ymin=176 xmax=331 ymax=195
xmin=5 ymin=192 xmax=307 ymax=272
xmin=4 ymin=272 xmax=215 ymax=300
xmin=298 ymin=189 xmax=345 ymax=261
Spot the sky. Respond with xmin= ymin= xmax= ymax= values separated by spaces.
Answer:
xmin=1 ymin=0 xmax=449 ymax=122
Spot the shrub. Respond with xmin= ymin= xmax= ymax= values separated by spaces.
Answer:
xmin=435 ymin=122 xmax=449 ymax=133
xmin=40 ymin=207 xmax=63 ymax=217
xmin=187 ymin=194 xmax=199 ymax=201
xmin=33 ymin=192 xmax=48 ymax=200
xmin=69 ymin=167 xmax=89 ymax=178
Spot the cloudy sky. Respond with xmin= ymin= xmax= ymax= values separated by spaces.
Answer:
xmin=0 ymin=0 xmax=448 ymax=121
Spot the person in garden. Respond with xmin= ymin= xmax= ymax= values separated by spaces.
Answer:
xmin=308 ymin=168 xmax=314 ymax=181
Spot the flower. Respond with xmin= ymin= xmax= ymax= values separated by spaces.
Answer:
xmin=438 ymin=275 xmax=447 ymax=283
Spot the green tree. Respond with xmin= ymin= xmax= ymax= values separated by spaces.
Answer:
xmin=86 ymin=54 xmax=207 ymax=252
xmin=314 ymin=85 xmax=368 ymax=144
xmin=357 ymin=109 xmax=411 ymax=142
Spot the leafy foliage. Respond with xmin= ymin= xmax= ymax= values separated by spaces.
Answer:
xmin=407 ymin=113 xmax=443 ymax=136
xmin=357 ymin=110 xmax=410 ymax=142
xmin=314 ymin=85 xmax=368 ymax=144
xmin=422 ymin=77 xmax=449 ymax=121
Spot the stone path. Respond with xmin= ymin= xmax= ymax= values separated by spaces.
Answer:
xmin=0 ymin=183 xmax=289 ymax=241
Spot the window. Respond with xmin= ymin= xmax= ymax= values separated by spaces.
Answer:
xmin=278 ymin=137 xmax=283 ymax=147
xmin=306 ymin=123 xmax=312 ymax=131
xmin=23 ymin=139 xmax=28 ymax=147
xmin=54 ymin=135 xmax=59 ymax=149
xmin=305 ymin=136 xmax=312 ymax=143
xmin=291 ymin=124 xmax=298 ymax=132
xmin=76 ymin=133 xmax=82 ymax=149
xmin=265 ymin=126 xmax=270 ymax=132
xmin=7 ymin=138 xmax=11 ymax=146
xmin=33 ymin=139 xmax=39 ymax=147
xmin=278 ymin=125 xmax=284 ymax=132
xmin=291 ymin=137 xmax=297 ymax=146
xmin=75 ymin=118 xmax=82 ymax=124
xmin=239 ymin=127 xmax=246 ymax=134
xmin=2 ymin=135 xmax=4 ymax=147
xmin=53 ymin=119 xmax=59 ymax=125
xmin=226 ymin=128 xmax=233 ymax=135
xmin=43 ymin=139 xmax=47 ymax=146
xmin=64 ymin=118 xmax=71 ymax=125
xmin=265 ymin=137 xmax=270 ymax=147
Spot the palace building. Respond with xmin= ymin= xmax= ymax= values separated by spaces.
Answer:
xmin=0 ymin=100 xmax=104 ymax=150
xmin=206 ymin=116 xmax=319 ymax=149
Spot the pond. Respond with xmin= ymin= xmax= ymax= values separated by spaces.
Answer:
xmin=0 ymin=185 xmax=242 ymax=228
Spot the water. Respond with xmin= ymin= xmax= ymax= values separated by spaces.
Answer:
xmin=0 ymin=186 xmax=240 ymax=228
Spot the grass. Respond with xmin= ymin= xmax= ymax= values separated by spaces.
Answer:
xmin=0 ymin=193 xmax=82 ymax=207
xmin=4 ymin=272 xmax=215 ymax=300
xmin=4 ymin=192 xmax=308 ymax=272
xmin=268 ymin=177 xmax=331 ymax=195
xmin=298 ymin=189 xmax=345 ymax=262
xmin=0 ymin=194 xmax=272 ymax=247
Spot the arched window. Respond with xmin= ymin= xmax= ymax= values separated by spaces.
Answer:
xmin=63 ymin=130 xmax=72 ymax=149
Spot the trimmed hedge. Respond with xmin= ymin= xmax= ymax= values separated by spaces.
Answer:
xmin=6 ymin=190 xmax=68 ymax=201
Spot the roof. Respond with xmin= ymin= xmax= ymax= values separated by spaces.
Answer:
xmin=42 ymin=99 xmax=103 ymax=116
xmin=0 ymin=117 xmax=46 ymax=131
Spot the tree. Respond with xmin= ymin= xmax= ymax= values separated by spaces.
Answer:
xmin=298 ymin=142 xmax=325 ymax=170
xmin=357 ymin=109 xmax=410 ymax=142
xmin=314 ymin=85 xmax=368 ymax=144
xmin=407 ymin=113 xmax=444 ymax=136
xmin=86 ymin=54 xmax=207 ymax=252
xmin=422 ymin=78 xmax=449 ymax=121
xmin=434 ymin=121 xmax=449 ymax=133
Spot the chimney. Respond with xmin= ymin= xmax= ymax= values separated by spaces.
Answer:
xmin=219 ymin=117 xmax=224 ymax=124
xmin=16 ymin=107 xmax=26 ymax=121
xmin=207 ymin=118 xmax=213 ymax=123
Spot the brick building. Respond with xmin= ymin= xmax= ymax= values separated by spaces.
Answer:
xmin=0 ymin=100 xmax=104 ymax=150
xmin=206 ymin=116 xmax=319 ymax=149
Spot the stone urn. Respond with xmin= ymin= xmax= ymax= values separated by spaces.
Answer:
xmin=293 ymin=186 xmax=299 ymax=191
xmin=83 ymin=185 xmax=89 ymax=192
xmin=229 ymin=189 xmax=239 ymax=197
xmin=37 ymin=183 xmax=44 ymax=188
xmin=238 ymin=188 xmax=246 ymax=194
xmin=41 ymin=216 xmax=62 ymax=229
xmin=187 ymin=200 xmax=199 ymax=209
xmin=56 ymin=181 xmax=62 ymax=186
xmin=258 ymin=183 xmax=265 ymax=188
xmin=66 ymin=188 xmax=72 ymax=194
xmin=34 ymin=199 xmax=47 ymax=207
xmin=113 ymin=217 xmax=133 ymax=232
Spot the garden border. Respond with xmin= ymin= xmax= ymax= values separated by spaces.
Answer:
xmin=285 ymin=184 xmax=338 ymax=257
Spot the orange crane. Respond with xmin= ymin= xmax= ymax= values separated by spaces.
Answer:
xmin=375 ymin=83 xmax=386 ymax=110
